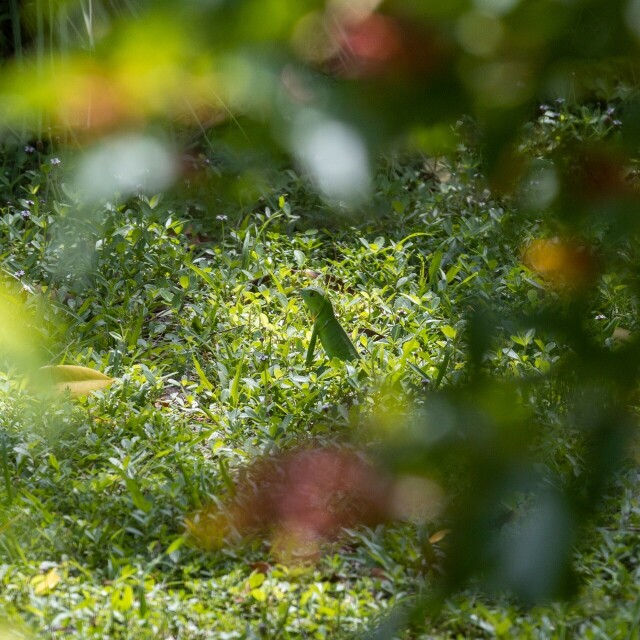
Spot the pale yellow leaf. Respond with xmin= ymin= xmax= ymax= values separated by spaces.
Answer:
xmin=428 ymin=529 xmax=450 ymax=544
xmin=40 ymin=365 xmax=115 ymax=397
xmin=31 ymin=568 xmax=61 ymax=595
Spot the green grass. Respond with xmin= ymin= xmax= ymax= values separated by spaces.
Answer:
xmin=0 ymin=100 xmax=639 ymax=638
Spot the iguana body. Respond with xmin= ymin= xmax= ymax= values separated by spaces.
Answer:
xmin=301 ymin=287 xmax=359 ymax=366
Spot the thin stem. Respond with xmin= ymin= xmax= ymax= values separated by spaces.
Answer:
xmin=9 ymin=0 xmax=22 ymax=65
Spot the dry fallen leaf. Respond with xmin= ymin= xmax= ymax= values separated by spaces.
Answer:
xmin=40 ymin=365 xmax=115 ymax=397
xmin=428 ymin=529 xmax=450 ymax=544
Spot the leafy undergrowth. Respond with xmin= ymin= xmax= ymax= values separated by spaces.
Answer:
xmin=0 ymin=102 xmax=639 ymax=638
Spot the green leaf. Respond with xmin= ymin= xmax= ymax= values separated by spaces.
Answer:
xmin=193 ymin=355 xmax=214 ymax=391
xmin=229 ymin=359 xmax=243 ymax=407
xmin=408 ymin=362 xmax=430 ymax=381
xmin=242 ymin=231 xmax=252 ymax=270
xmin=48 ymin=453 xmax=60 ymax=472
xmin=148 ymin=193 xmax=162 ymax=209
xmin=124 ymin=477 xmax=152 ymax=513
xmin=187 ymin=261 xmax=217 ymax=288
xmin=248 ymin=571 xmax=265 ymax=589
xmin=250 ymin=588 xmax=267 ymax=602
xmin=429 ymin=249 xmax=443 ymax=287
xmin=434 ymin=345 xmax=452 ymax=389
xmin=166 ymin=536 xmax=186 ymax=556
xmin=445 ymin=264 xmax=461 ymax=283
xmin=112 ymin=585 xmax=134 ymax=612
xmin=441 ymin=325 xmax=457 ymax=339
xmin=495 ymin=619 xmax=513 ymax=636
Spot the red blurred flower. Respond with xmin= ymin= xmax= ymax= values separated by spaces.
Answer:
xmin=328 ymin=12 xmax=452 ymax=79
xmin=188 ymin=445 xmax=444 ymax=561
xmin=231 ymin=446 xmax=393 ymax=541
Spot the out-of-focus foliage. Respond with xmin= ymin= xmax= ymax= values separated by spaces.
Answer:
xmin=0 ymin=127 xmax=639 ymax=635
xmin=2 ymin=0 xmax=640 ymax=630
xmin=2 ymin=0 xmax=640 ymax=200
xmin=0 ymin=281 xmax=46 ymax=375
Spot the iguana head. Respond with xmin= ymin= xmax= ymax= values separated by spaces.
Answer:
xmin=301 ymin=286 xmax=332 ymax=318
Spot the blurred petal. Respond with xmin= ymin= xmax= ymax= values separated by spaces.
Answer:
xmin=74 ymin=135 xmax=177 ymax=200
xmin=392 ymin=475 xmax=445 ymax=523
xmin=189 ymin=446 xmax=397 ymax=561
xmin=292 ymin=110 xmax=371 ymax=204
xmin=523 ymin=238 xmax=597 ymax=289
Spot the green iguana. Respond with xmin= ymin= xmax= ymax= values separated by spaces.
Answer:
xmin=301 ymin=287 xmax=359 ymax=367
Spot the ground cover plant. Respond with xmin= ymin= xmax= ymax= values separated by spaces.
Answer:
xmin=3 ymin=0 xmax=640 ymax=638
xmin=0 ymin=96 xmax=639 ymax=638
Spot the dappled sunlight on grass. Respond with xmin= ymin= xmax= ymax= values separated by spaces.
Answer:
xmin=3 ymin=0 xmax=640 ymax=635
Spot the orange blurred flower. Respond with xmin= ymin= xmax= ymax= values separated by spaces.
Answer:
xmin=523 ymin=238 xmax=598 ymax=289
